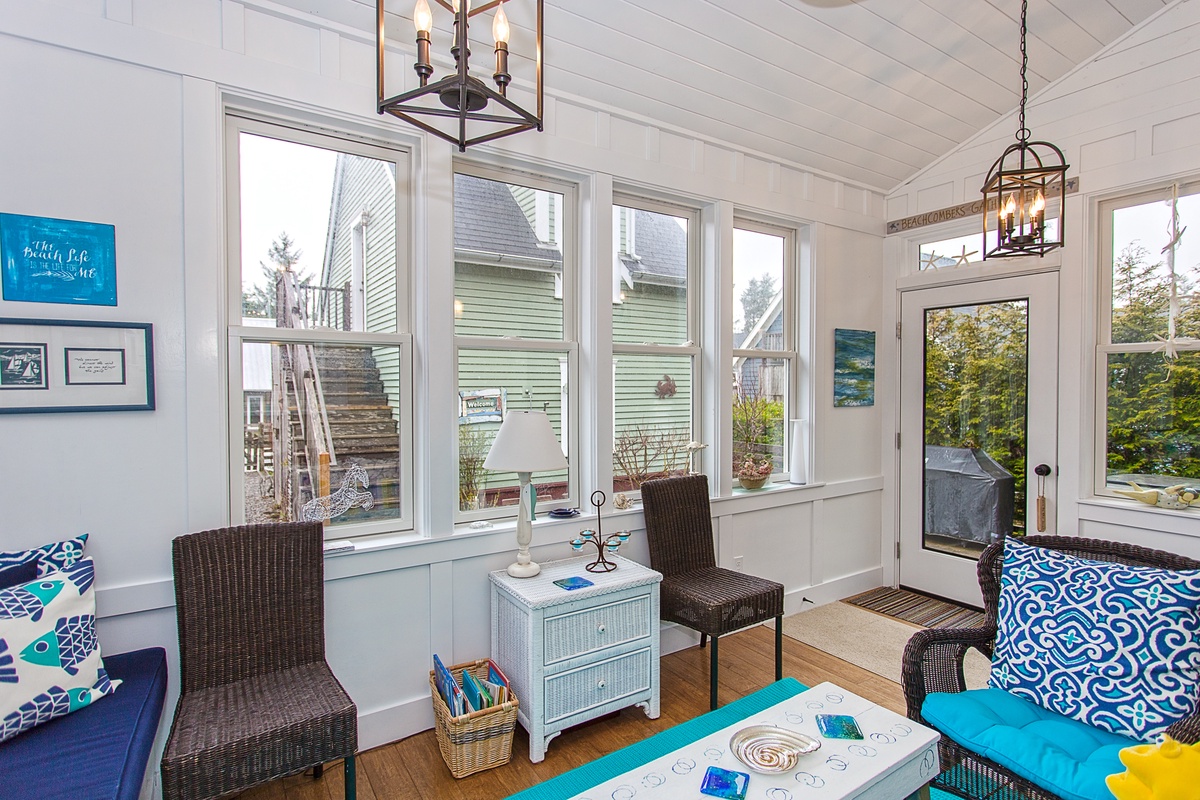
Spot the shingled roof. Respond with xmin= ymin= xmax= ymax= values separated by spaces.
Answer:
xmin=453 ymin=173 xmax=561 ymax=267
xmin=619 ymin=208 xmax=687 ymax=284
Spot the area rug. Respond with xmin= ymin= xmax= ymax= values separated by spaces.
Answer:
xmin=846 ymin=586 xmax=986 ymax=629
xmin=778 ymin=600 xmax=991 ymax=688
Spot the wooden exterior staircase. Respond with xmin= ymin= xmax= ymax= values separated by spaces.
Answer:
xmin=269 ymin=270 xmax=401 ymax=524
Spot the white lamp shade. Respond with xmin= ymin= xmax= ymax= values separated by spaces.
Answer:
xmin=483 ymin=410 xmax=568 ymax=473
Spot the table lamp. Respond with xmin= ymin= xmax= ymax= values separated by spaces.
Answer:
xmin=483 ymin=410 xmax=568 ymax=578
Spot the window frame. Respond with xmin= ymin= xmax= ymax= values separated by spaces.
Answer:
xmin=453 ymin=162 xmax=580 ymax=524
xmin=611 ymin=191 xmax=702 ymax=498
xmin=1093 ymin=178 xmax=1200 ymax=498
xmin=731 ymin=216 xmax=800 ymax=485
xmin=224 ymin=113 xmax=415 ymax=537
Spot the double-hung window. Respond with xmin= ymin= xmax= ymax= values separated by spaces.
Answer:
xmin=1097 ymin=181 xmax=1200 ymax=493
xmin=611 ymin=196 xmax=700 ymax=495
xmin=454 ymin=167 xmax=576 ymax=518
xmin=226 ymin=116 xmax=413 ymax=535
xmin=732 ymin=220 xmax=798 ymax=483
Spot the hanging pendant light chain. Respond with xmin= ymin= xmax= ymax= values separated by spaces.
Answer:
xmin=1017 ymin=0 xmax=1030 ymax=143
xmin=981 ymin=0 xmax=1068 ymax=259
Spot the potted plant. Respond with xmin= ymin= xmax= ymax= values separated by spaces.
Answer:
xmin=736 ymin=457 xmax=774 ymax=490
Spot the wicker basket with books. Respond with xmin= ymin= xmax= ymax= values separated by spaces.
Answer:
xmin=429 ymin=657 xmax=519 ymax=778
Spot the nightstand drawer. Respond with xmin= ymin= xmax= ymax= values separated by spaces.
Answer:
xmin=544 ymin=647 xmax=652 ymax=724
xmin=543 ymin=594 xmax=652 ymax=664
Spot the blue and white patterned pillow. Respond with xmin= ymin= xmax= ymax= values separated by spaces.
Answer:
xmin=990 ymin=538 xmax=1200 ymax=741
xmin=0 ymin=558 xmax=119 ymax=743
xmin=0 ymin=535 xmax=89 ymax=578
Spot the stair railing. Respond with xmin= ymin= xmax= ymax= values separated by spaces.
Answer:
xmin=272 ymin=270 xmax=339 ymax=514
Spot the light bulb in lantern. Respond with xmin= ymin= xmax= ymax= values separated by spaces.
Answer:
xmin=493 ymin=3 xmax=510 ymax=45
xmin=413 ymin=0 xmax=432 ymax=33
xmin=452 ymin=0 xmax=471 ymax=12
xmin=1030 ymin=190 xmax=1046 ymax=232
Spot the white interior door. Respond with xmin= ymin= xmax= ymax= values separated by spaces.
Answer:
xmin=899 ymin=272 xmax=1058 ymax=606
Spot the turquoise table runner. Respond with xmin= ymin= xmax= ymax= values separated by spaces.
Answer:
xmin=503 ymin=678 xmax=953 ymax=800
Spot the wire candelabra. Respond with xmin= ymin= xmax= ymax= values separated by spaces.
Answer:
xmin=570 ymin=490 xmax=631 ymax=572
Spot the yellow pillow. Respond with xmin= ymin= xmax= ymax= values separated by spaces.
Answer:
xmin=1105 ymin=735 xmax=1200 ymax=800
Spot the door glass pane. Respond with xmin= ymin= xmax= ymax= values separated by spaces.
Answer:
xmin=922 ymin=301 xmax=1028 ymax=558
xmin=242 ymin=340 xmax=403 ymax=527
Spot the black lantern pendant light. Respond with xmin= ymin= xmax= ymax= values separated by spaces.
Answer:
xmin=982 ymin=0 xmax=1069 ymax=259
xmin=376 ymin=0 xmax=543 ymax=151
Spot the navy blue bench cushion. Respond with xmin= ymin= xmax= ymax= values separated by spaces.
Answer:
xmin=0 ymin=647 xmax=167 ymax=800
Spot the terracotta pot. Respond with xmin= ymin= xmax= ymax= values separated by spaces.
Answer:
xmin=738 ymin=475 xmax=768 ymax=490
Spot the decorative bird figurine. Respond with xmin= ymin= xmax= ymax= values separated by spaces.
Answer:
xmin=1111 ymin=482 xmax=1200 ymax=509
xmin=1111 ymin=482 xmax=1163 ymax=505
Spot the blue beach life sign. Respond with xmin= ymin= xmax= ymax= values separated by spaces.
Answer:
xmin=0 ymin=213 xmax=117 ymax=306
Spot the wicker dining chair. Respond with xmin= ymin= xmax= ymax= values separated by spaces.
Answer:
xmin=641 ymin=474 xmax=784 ymax=710
xmin=160 ymin=522 xmax=357 ymax=800
xmin=901 ymin=534 xmax=1200 ymax=800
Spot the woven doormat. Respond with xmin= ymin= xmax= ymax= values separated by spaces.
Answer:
xmin=845 ymin=586 xmax=985 ymax=629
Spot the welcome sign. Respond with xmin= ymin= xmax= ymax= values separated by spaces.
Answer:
xmin=0 ymin=213 xmax=117 ymax=306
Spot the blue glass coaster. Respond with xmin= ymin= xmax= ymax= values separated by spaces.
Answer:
xmin=816 ymin=713 xmax=864 ymax=740
xmin=699 ymin=765 xmax=750 ymax=800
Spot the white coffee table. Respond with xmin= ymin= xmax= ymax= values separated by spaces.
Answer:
xmin=563 ymin=681 xmax=939 ymax=800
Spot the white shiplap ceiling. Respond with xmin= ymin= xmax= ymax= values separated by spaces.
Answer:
xmin=284 ymin=0 xmax=1173 ymax=193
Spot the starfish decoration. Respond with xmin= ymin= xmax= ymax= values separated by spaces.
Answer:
xmin=952 ymin=245 xmax=978 ymax=266
xmin=919 ymin=251 xmax=941 ymax=271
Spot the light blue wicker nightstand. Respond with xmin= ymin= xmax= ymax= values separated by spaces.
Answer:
xmin=490 ymin=554 xmax=663 ymax=763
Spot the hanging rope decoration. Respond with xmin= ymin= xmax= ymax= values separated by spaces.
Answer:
xmin=1154 ymin=183 xmax=1199 ymax=362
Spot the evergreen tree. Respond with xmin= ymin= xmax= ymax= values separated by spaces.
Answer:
xmin=1105 ymin=242 xmax=1200 ymax=479
xmin=740 ymin=275 xmax=777 ymax=332
xmin=241 ymin=232 xmax=312 ymax=318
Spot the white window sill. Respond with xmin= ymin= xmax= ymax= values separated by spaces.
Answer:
xmin=1076 ymin=496 xmax=1200 ymax=537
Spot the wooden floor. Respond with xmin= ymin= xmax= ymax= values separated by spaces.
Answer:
xmin=241 ymin=625 xmax=907 ymax=799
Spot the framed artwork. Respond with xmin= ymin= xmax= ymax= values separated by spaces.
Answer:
xmin=0 ymin=213 xmax=117 ymax=306
xmin=833 ymin=328 xmax=876 ymax=407
xmin=0 ymin=319 xmax=154 ymax=413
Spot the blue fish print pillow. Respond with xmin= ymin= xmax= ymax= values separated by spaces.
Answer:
xmin=0 ymin=557 xmax=119 ymax=743
xmin=990 ymin=538 xmax=1200 ymax=741
xmin=0 ymin=534 xmax=89 ymax=578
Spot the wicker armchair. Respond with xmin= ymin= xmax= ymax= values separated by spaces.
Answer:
xmin=160 ymin=522 xmax=357 ymax=800
xmin=902 ymin=534 xmax=1200 ymax=800
xmin=641 ymin=475 xmax=784 ymax=710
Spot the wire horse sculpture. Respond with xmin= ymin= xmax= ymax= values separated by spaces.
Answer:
xmin=570 ymin=490 xmax=631 ymax=572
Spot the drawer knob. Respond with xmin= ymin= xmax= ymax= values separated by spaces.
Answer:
xmin=596 ymin=679 xmax=606 ymax=689
xmin=597 ymin=624 xmax=606 ymax=633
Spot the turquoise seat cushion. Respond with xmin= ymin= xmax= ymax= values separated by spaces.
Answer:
xmin=923 ymin=688 xmax=1131 ymax=800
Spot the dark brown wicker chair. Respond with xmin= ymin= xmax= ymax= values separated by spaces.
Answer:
xmin=641 ymin=474 xmax=784 ymax=710
xmin=902 ymin=534 xmax=1200 ymax=800
xmin=160 ymin=522 xmax=357 ymax=800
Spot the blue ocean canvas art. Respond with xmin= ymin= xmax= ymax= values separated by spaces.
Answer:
xmin=0 ymin=214 xmax=117 ymax=306
xmin=833 ymin=328 xmax=875 ymax=407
